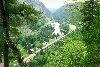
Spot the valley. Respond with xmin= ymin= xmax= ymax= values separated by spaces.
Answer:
xmin=0 ymin=0 xmax=100 ymax=67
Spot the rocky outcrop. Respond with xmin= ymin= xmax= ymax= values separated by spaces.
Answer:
xmin=24 ymin=0 xmax=51 ymax=17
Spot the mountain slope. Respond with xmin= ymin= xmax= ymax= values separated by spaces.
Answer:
xmin=52 ymin=5 xmax=71 ymax=22
xmin=24 ymin=0 xmax=51 ymax=17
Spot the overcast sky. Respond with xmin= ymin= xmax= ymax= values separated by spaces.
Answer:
xmin=40 ymin=0 xmax=65 ymax=8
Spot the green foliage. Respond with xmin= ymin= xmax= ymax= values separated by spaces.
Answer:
xmin=59 ymin=33 xmax=86 ymax=67
xmin=0 ymin=0 xmax=40 ymax=66
xmin=1 ymin=0 xmax=99 ymax=67
xmin=65 ymin=2 xmax=83 ymax=25
xmin=13 ymin=20 xmax=54 ymax=51
xmin=29 ymin=14 xmax=48 ymax=31
xmin=27 ymin=30 xmax=86 ymax=67
xmin=34 ymin=41 xmax=42 ymax=48
xmin=60 ymin=22 xmax=69 ymax=35
xmin=81 ymin=1 xmax=100 ymax=66
xmin=42 ymin=31 xmax=86 ymax=67
xmin=4 ymin=0 xmax=41 ymax=36
xmin=53 ymin=5 xmax=71 ymax=22
xmin=27 ymin=55 xmax=47 ymax=67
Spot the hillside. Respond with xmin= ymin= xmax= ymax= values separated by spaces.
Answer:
xmin=16 ymin=0 xmax=52 ymax=37
xmin=52 ymin=5 xmax=72 ymax=22
xmin=1 ymin=0 xmax=100 ymax=67
xmin=24 ymin=0 xmax=51 ymax=17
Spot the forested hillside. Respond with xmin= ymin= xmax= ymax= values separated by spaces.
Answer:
xmin=52 ymin=3 xmax=82 ymax=23
xmin=52 ymin=5 xmax=71 ymax=22
xmin=0 ymin=0 xmax=100 ymax=67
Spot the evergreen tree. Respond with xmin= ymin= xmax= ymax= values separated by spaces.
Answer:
xmin=0 ymin=0 xmax=40 ymax=66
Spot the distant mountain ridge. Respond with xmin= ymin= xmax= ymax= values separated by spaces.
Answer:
xmin=24 ymin=0 xmax=51 ymax=17
xmin=48 ymin=8 xmax=58 ymax=13
xmin=52 ymin=5 xmax=72 ymax=22
xmin=24 ymin=0 xmax=73 ymax=22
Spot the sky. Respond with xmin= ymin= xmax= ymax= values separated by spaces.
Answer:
xmin=40 ymin=0 xmax=65 ymax=8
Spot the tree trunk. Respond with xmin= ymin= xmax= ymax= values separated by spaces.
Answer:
xmin=0 ymin=0 xmax=9 ymax=67
xmin=0 ymin=0 xmax=26 ymax=66
xmin=8 ymin=40 xmax=26 ymax=66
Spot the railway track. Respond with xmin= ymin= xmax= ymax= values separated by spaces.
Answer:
xmin=24 ymin=32 xmax=71 ymax=63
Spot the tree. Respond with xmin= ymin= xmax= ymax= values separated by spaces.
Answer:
xmin=0 ymin=0 xmax=40 ymax=66
xmin=81 ymin=0 xmax=100 ymax=66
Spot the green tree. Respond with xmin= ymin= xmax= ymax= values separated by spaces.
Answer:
xmin=42 ymin=31 xmax=86 ymax=67
xmin=81 ymin=0 xmax=100 ymax=66
xmin=0 ymin=0 xmax=40 ymax=66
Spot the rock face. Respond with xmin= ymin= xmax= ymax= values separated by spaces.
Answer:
xmin=24 ymin=0 xmax=51 ymax=17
